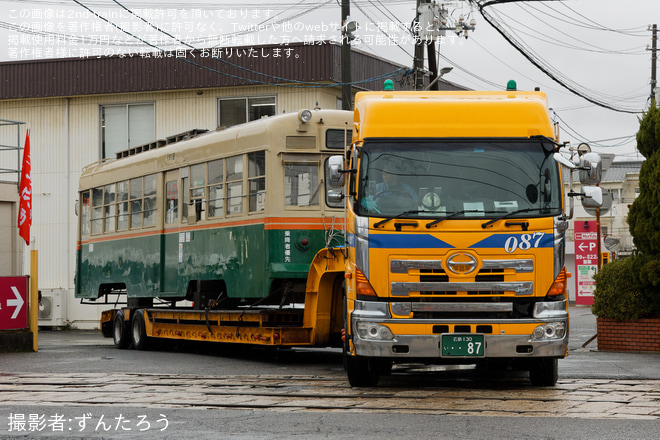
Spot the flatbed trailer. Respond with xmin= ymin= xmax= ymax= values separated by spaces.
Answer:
xmin=101 ymin=248 xmax=346 ymax=350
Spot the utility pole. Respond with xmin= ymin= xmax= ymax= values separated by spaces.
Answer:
xmin=650 ymin=24 xmax=657 ymax=102
xmin=341 ymin=0 xmax=352 ymax=110
xmin=413 ymin=1 xmax=475 ymax=91
xmin=414 ymin=0 xmax=428 ymax=91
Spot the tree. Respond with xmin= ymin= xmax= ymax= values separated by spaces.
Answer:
xmin=628 ymin=101 xmax=660 ymax=254
xmin=623 ymin=100 xmax=660 ymax=316
xmin=594 ymin=101 xmax=660 ymax=319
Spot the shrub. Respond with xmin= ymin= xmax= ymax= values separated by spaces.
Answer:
xmin=592 ymin=256 xmax=656 ymax=320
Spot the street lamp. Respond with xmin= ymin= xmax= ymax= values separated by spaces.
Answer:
xmin=424 ymin=67 xmax=453 ymax=90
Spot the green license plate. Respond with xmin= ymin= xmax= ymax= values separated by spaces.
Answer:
xmin=441 ymin=334 xmax=485 ymax=357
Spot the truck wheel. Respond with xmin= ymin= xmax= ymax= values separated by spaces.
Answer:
xmin=529 ymin=358 xmax=558 ymax=386
xmin=342 ymin=296 xmax=379 ymax=387
xmin=345 ymin=354 xmax=380 ymax=387
xmin=113 ymin=310 xmax=130 ymax=349
xmin=131 ymin=309 xmax=150 ymax=351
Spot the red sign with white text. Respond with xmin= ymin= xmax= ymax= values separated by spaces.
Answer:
xmin=574 ymin=221 xmax=598 ymax=306
xmin=0 ymin=276 xmax=28 ymax=330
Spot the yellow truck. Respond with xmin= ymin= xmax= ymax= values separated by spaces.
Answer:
xmin=327 ymin=87 xmax=593 ymax=386
xmin=80 ymin=87 xmax=601 ymax=388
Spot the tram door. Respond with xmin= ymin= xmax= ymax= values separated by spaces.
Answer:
xmin=162 ymin=169 xmax=181 ymax=295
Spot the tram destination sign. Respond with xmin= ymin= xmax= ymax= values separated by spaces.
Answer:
xmin=0 ymin=276 xmax=28 ymax=330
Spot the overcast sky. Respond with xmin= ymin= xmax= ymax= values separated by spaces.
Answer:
xmin=1 ymin=0 xmax=657 ymax=161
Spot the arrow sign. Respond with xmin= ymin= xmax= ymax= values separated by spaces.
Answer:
xmin=8 ymin=286 xmax=25 ymax=319
xmin=0 ymin=276 xmax=28 ymax=330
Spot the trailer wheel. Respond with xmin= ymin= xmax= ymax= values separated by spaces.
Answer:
xmin=529 ymin=358 xmax=558 ymax=386
xmin=131 ymin=309 xmax=150 ymax=351
xmin=113 ymin=310 xmax=130 ymax=349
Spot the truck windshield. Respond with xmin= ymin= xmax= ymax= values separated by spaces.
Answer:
xmin=357 ymin=138 xmax=562 ymax=220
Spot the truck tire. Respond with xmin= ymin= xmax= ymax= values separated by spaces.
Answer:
xmin=343 ymin=295 xmax=379 ymax=387
xmin=113 ymin=310 xmax=130 ymax=349
xmin=529 ymin=357 xmax=558 ymax=386
xmin=131 ymin=309 xmax=150 ymax=351
xmin=345 ymin=354 xmax=380 ymax=387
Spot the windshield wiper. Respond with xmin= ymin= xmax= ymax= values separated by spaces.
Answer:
xmin=481 ymin=208 xmax=544 ymax=229
xmin=373 ymin=210 xmax=421 ymax=228
xmin=425 ymin=210 xmax=486 ymax=229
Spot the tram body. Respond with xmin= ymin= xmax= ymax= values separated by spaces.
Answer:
xmin=75 ymin=109 xmax=350 ymax=310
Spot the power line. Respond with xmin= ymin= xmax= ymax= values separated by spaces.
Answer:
xmin=475 ymin=0 xmax=643 ymax=114
xmin=70 ymin=0 xmax=408 ymax=89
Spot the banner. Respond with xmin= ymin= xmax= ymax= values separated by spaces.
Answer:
xmin=18 ymin=128 xmax=31 ymax=245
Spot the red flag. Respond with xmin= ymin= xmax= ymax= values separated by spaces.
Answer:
xmin=18 ymin=128 xmax=31 ymax=245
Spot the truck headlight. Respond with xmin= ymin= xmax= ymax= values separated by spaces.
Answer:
xmin=531 ymin=323 xmax=566 ymax=341
xmin=356 ymin=322 xmax=394 ymax=340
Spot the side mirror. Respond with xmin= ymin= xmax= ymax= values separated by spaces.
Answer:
xmin=326 ymin=155 xmax=345 ymax=188
xmin=553 ymin=152 xmax=576 ymax=169
xmin=579 ymin=152 xmax=602 ymax=185
xmin=327 ymin=189 xmax=344 ymax=204
xmin=581 ymin=186 xmax=603 ymax=208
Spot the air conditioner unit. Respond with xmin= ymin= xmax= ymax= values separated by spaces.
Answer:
xmin=38 ymin=289 xmax=67 ymax=327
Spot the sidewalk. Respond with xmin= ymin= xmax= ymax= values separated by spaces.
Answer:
xmin=563 ymin=305 xmax=660 ymax=380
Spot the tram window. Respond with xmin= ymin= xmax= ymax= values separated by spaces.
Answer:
xmin=285 ymin=163 xmax=319 ymax=207
xmin=227 ymin=182 xmax=243 ymax=215
xmin=226 ymin=155 xmax=243 ymax=215
xmin=208 ymin=159 xmax=224 ymax=218
xmin=103 ymin=183 xmax=116 ymax=233
xmin=182 ymin=177 xmax=189 ymax=222
xmin=80 ymin=190 xmax=90 ymax=236
xmin=116 ymin=180 xmax=129 ymax=231
xmin=91 ymin=187 xmax=103 ymax=235
xmin=165 ymin=180 xmax=178 ymax=224
xmin=209 ymin=159 xmax=223 ymax=184
xmin=130 ymin=177 xmax=143 ymax=229
xmin=248 ymin=151 xmax=266 ymax=212
xmin=326 ymin=129 xmax=348 ymax=150
xmin=189 ymin=164 xmax=206 ymax=222
xmin=143 ymin=174 xmax=157 ymax=227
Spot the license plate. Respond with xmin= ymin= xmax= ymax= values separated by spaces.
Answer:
xmin=441 ymin=334 xmax=485 ymax=357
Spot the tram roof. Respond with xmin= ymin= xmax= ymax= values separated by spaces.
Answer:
xmin=79 ymin=108 xmax=352 ymax=186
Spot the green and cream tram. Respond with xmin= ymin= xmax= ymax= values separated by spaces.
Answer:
xmin=75 ymin=109 xmax=350 ymax=316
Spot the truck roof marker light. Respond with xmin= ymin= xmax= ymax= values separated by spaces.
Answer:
xmin=383 ymin=79 xmax=394 ymax=91
xmin=547 ymin=267 xmax=567 ymax=297
xmin=356 ymin=268 xmax=378 ymax=297
xmin=506 ymin=80 xmax=517 ymax=91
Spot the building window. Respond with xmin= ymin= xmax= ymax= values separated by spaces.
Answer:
xmin=101 ymin=103 xmax=155 ymax=159
xmin=218 ymin=96 xmax=276 ymax=128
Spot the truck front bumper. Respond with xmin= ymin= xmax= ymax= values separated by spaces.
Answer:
xmin=350 ymin=299 xmax=569 ymax=359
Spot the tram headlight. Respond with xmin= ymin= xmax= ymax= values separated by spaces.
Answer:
xmin=298 ymin=109 xmax=313 ymax=123
xmin=356 ymin=322 xmax=394 ymax=341
xmin=531 ymin=323 xmax=566 ymax=341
